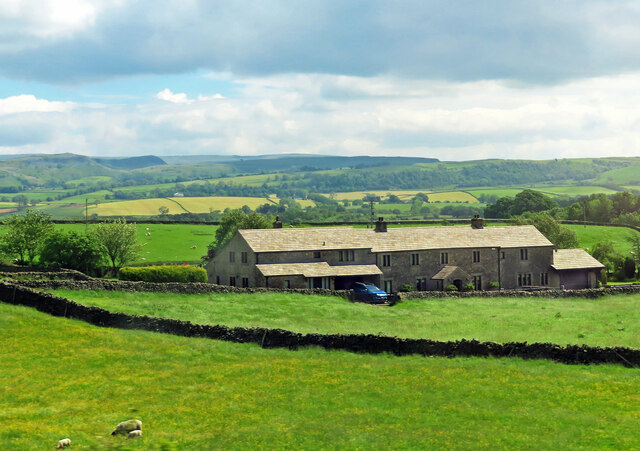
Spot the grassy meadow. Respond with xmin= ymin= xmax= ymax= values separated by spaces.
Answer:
xmin=50 ymin=290 xmax=640 ymax=348
xmin=2 ymin=302 xmax=640 ymax=450
xmin=331 ymin=190 xmax=478 ymax=203
xmin=565 ymin=224 xmax=640 ymax=255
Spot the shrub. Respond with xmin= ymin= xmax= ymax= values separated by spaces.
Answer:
xmin=489 ymin=281 xmax=500 ymax=289
xmin=119 ymin=265 xmax=207 ymax=283
xmin=399 ymin=284 xmax=415 ymax=292
xmin=445 ymin=284 xmax=458 ymax=292
xmin=39 ymin=231 xmax=103 ymax=275
xmin=463 ymin=283 xmax=475 ymax=292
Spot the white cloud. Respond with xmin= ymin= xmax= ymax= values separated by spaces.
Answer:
xmin=0 ymin=95 xmax=74 ymax=115
xmin=156 ymin=89 xmax=193 ymax=104
xmin=3 ymin=72 xmax=640 ymax=160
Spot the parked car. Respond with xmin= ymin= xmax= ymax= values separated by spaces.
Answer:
xmin=351 ymin=282 xmax=388 ymax=304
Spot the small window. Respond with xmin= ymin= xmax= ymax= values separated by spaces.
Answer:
xmin=540 ymin=272 xmax=548 ymax=286
xmin=229 ymin=252 xmax=235 ymax=263
xmin=242 ymin=277 xmax=249 ymax=288
xmin=440 ymin=252 xmax=449 ymax=264
xmin=520 ymin=249 xmax=528 ymax=260
xmin=472 ymin=275 xmax=482 ymax=290
xmin=472 ymin=250 xmax=481 ymax=263
xmin=384 ymin=280 xmax=393 ymax=293
xmin=284 ymin=280 xmax=291 ymax=289
xmin=382 ymin=254 xmax=391 ymax=267
xmin=229 ymin=276 xmax=236 ymax=287
xmin=313 ymin=251 xmax=321 ymax=259
xmin=241 ymin=252 xmax=248 ymax=264
xmin=215 ymin=275 xmax=220 ymax=285
xmin=501 ymin=251 xmax=506 ymax=260
xmin=411 ymin=253 xmax=420 ymax=265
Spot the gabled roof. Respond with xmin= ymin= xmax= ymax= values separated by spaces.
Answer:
xmin=551 ymin=249 xmax=605 ymax=270
xmin=239 ymin=225 xmax=553 ymax=253
xmin=256 ymin=262 xmax=382 ymax=278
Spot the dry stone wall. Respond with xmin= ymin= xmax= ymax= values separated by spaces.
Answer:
xmin=1 ymin=281 xmax=639 ymax=367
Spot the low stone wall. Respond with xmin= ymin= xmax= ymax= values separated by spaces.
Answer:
xmin=397 ymin=285 xmax=640 ymax=301
xmin=1 ymin=281 xmax=638 ymax=367
xmin=17 ymin=278 xmax=354 ymax=299
xmin=0 ymin=270 xmax=92 ymax=281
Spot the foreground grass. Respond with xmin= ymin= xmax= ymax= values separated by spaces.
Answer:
xmin=1 ymin=303 xmax=639 ymax=450
xmin=51 ymin=290 xmax=640 ymax=348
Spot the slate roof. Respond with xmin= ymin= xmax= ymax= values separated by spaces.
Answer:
xmin=239 ymin=225 xmax=553 ymax=253
xmin=256 ymin=262 xmax=382 ymax=278
xmin=551 ymin=249 xmax=605 ymax=270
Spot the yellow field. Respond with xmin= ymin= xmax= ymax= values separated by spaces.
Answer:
xmin=329 ymin=190 xmax=478 ymax=203
xmin=91 ymin=196 xmax=314 ymax=216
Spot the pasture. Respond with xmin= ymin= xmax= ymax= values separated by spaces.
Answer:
xmin=566 ymin=224 xmax=640 ymax=255
xmin=1 ymin=302 xmax=639 ymax=449
xmin=51 ymin=290 xmax=640 ymax=348
xmin=331 ymin=190 xmax=478 ymax=203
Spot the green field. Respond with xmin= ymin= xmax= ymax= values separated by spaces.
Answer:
xmin=51 ymin=290 xmax=640 ymax=348
xmin=331 ymin=190 xmax=478 ymax=203
xmin=467 ymin=185 xmax=619 ymax=199
xmin=2 ymin=302 xmax=640 ymax=449
xmin=595 ymin=165 xmax=640 ymax=185
xmin=567 ymin=224 xmax=640 ymax=255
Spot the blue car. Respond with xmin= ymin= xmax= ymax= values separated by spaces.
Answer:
xmin=352 ymin=282 xmax=388 ymax=304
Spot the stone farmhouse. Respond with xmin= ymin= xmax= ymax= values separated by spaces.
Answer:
xmin=207 ymin=217 xmax=604 ymax=292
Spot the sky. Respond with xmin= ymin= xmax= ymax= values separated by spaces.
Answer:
xmin=1 ymin=1 xmax=640 ymax=160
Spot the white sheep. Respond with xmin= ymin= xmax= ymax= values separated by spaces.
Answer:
xmin=56 ymin=438 xmax=71 ymax=449
xmin=127 ymin=430 xmax=143 ymax=439
xmin=190 ymin=245 xmax=197 ymax=249
xmin=145 ymin=227 xmax=150 ymax=231
xmin=111 ymin=419 xmax=142 ymax=436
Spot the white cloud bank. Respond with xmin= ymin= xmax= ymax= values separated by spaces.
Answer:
xmin=2 ymin=73 xmax=640 ymax=160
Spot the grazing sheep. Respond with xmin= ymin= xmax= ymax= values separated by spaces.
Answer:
xmin=111 ymin=419 xmax=142 ymax=436
xmin=141 ymin=257 xmax=146 ymax=261
xmin=56 ymin=438 xmax=71 ymax=449
xmin=145 ymin=232 xmax=150 ymax=236
xmin=127 ymin=430 xmax=143 ymax=439
xmin=145 ymin=227 xmax=150 ymax=231
xmin=190 ymin=245 xmax=197 ymax=249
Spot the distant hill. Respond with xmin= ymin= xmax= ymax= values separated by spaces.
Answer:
xmin=93 ymin=155 xmax=166 ymax=170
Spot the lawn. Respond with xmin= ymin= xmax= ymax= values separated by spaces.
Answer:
xmin=50 ymin=290 xmax=640 ymax=348
xmin=1 ymin=302 xmax=639 ymax=450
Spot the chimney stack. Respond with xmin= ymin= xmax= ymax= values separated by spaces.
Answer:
xmin=273 ymin=216 xmax=283 ymax=229
xmin=374 ymin=217 xmax=387 ymax=233
xmin=471 ymin=215 xmax=484 ymax=229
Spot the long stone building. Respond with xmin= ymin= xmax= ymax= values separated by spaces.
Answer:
xmin=207 ymin=217 xmax=604 ymax=292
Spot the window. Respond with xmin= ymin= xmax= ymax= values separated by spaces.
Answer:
xmin=540 ymin=272 xmax=548 ymax=286
xmin=339 ymin=250 xmax=355 ymax=262
xmin=517 ymin=273 xmax=531 ymax=286
xmin=384 ymin=280 xmax=393 ymax=293
xmin=313 ymin=251 xmax=321 ymax=259
xmin=440 ymin=252 xmax=449 ymax=264
xmin=472 ymin=250 xmax=481 ymax=263
xmin=284 ymin=280 xmax=290 ymax=289
xmin=520 ymin=249 xmax=528 ymax=260
xmin=411 ymin=253 xmax=420 ymax=265
xmin=416 ymin=278 xmax=426 ymax=291
xmin=229 ymin=252 xmax=235 ymax=263
xmin=229 ymin=276 xmax=236 ymax=287
xmin=215 ymin=275 xmax=220 ymax=285
xmin=501 ymin=251 xmax=506 ymax=260
xmin=472 ymin=275 xmax=482 ymax=290
xmin=241 ymin=252 xmax=248 ymax=264
xmin=242 ymin=277 xmax=249 ymax=288
xmin=382 ymin=254 xmax=391 ymax=267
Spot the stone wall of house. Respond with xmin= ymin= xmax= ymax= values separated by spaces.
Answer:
xmin=208 ymin=234 xmax=257 ymax=287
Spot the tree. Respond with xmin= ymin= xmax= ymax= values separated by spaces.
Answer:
xmin=40 ymin=231 xmax=103 ymax=274
xmin=0 ymin=210 xmax=54 ymax=264
xmin=158 ymin=206 xmax=170 ymax=215
xmin=626 ymin=233 xmax=640 ymax=276
xmin=92 ymin=219 xmax=141 ymax=273
xmin=591 ymin=241 xmax=623 ymax=277
xmin=11 ymin=194 xmax=28 ymax=208
xmin=510 ymin=189 xmax=557 ymax=216
xmin=514 ymin=212 xmax=579 ymax=249
xmin=209 ymin=210 xmax=273 ymax=253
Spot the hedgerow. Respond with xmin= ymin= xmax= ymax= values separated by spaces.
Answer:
xmin=118 ymin=265 xmax=207 ymax=283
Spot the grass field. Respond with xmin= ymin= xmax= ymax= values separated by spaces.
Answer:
xmin=567 ymin=224 xmax=640 ymax=255
xmin=595 ymin=164 xmax=640 ymax=185
xmin=466 ymin=185 xmax=619 ymax=199
xmin=54 ymin=223 xmax=216 ymax=264
xmin=2 ymin=302 xmax=639 ymax=449
xmin=51 ymin=290 xmax=640 ymax=348
xmin=331 ymin=190 xmax=478 ymax=203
